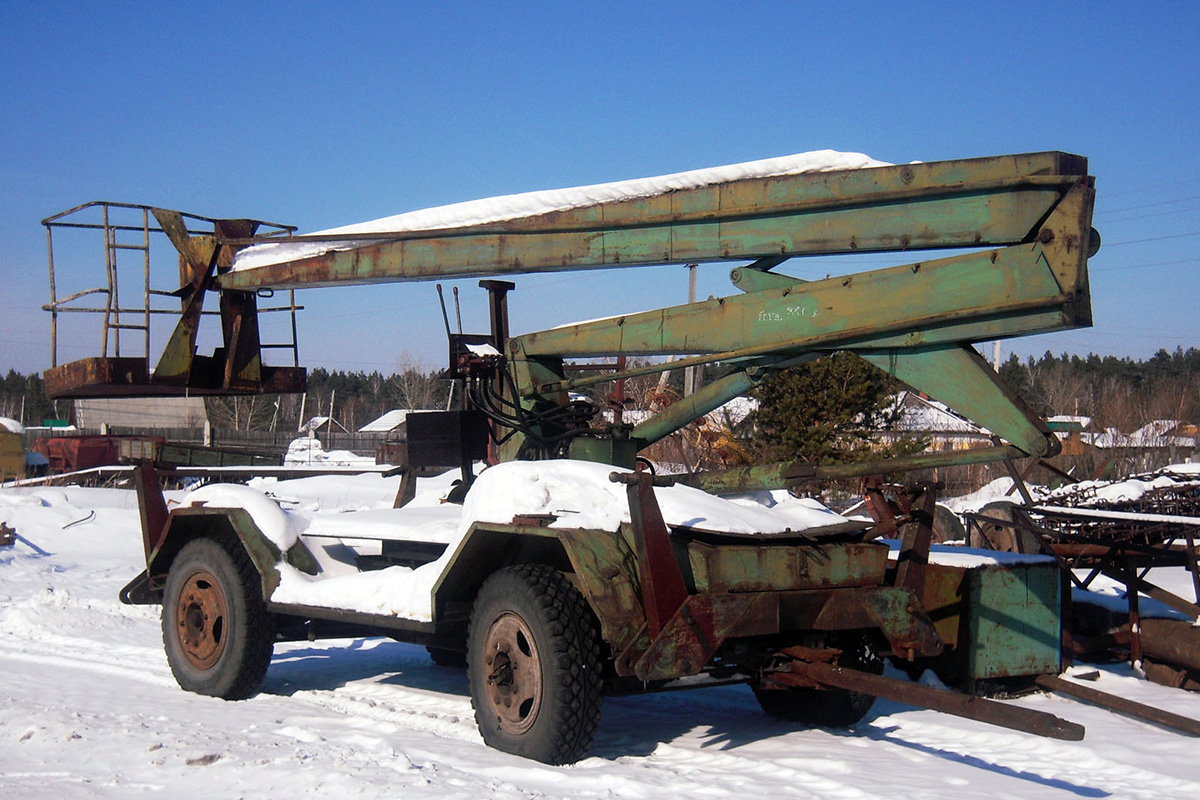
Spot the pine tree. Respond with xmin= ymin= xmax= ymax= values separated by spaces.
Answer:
xmin=747 ymin=352 xmax=919 ymax=463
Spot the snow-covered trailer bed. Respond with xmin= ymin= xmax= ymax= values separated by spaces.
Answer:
xmin=120 ymin=459 xmax=1084 ymax=763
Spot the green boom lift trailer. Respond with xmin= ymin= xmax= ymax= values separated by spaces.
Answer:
xmin=42 ymin=151 xmax=1126 ymax=763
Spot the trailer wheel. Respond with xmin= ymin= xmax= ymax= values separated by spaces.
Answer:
xmin=426 ymin=646 xmax=467 ymax=668
xmin=970 ymin=501 xmax=1041 ymax=553
xmin=467 ymin=564 xmax=602 ymax=764
xmin=754 ymin=636 xmax=883 ymax=728
xmin=161 ymin=536 xmax=273 ymax=700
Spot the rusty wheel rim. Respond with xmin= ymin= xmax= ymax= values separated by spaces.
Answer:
xmin=174 ymin=568 xmax=228 ymax=670
xmin=483 ymin=611 xmax=543 ymax=734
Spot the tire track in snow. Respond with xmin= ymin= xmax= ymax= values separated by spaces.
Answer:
xmin=2 ymin=623 xmax=827 ymax=795
xmin=282 ymin=680 xmax=483 ymax=746
xmin=0 ymin=631 xmax=177 ymax=688
xmin=280 ymin=682 xmax=876 ymax=800
xmin=0 ymin=625 xmax=484 ymax=751
xmin=9 ymin=621 xmax=1198 ymax=800
xmin=609 ymin=741 xmax=878 ymax=800
xmin=0 ymin=648 xmax=179 ymax=689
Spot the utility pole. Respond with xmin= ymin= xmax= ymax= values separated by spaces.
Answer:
xmin=684 ymin=263 xmax=699 ymax=396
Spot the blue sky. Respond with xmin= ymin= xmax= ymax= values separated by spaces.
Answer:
xmin=2 ymin=1 xmax=1197 ymax=377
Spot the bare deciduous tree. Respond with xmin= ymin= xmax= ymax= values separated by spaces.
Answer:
xmin=390 ymin=352 xmax=444 ymax=410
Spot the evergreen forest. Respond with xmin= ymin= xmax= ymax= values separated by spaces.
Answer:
xmin=3 ymin=347 xmax=1197 ymax=472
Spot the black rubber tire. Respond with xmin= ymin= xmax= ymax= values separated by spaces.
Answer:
xmin=970 ymin=501 xmax=1042 ymax=553
xmin=901 ymin=503 xmax=967 ymax=545
xmin=161 ymin=536 xmax=273 ymax=700
xmin=933 ymin=503 xmax=967 ymax=543
xmin=753 ymin=636 xmax=883 ymax=728
xmin=467 ymin=564 xmax=602 ymax=764
xmin=426 ymin=645 xmax=467 ymax=668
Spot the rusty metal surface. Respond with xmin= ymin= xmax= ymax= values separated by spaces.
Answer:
xmin=876 ymin=481 xmax=938 ymax=596
xmin=620 ymin=592 xmax=780 ymax=681
xmin=963 ymin=501 xmax=1200 ymax=672
xmin=34 ymin=434 xmax=164 ymax=472
xmin=172 ymin=562 xmax=231 ymax=669
xmin=612 ymin=469 xmax=689 ymax=638
xmin=862 ymin=480 xmax=901 ymax=539
xmin=673 ymin=445 xmax=1032 ymax=495
xmin=600 ymin=467 xmax=943 ymax=680
xmin=141 ymin=506 xmax=297 ymax=603
xmin=620 ymin=595 xmax=716 ymax=680
xmin=1111 ymin=571 xmax=1200 ymax=619
xmin=686 ymin=540 xmax=888 ymax=593
xmin=1139 ymin=618 xmax=1200 ymax=674
xmin=555 ymin=526 xmax=646 ymax=658
xmin=1143 ymin=659 xmax=1200 ymax=692
xmin=218 ymin=153 xmax=1089 ymax=291
xmin=917 ymin=565 xmax=970 ymax=652
xmin=1063 ymin=581 xmax=1200 ymax=684
xmin=41 ymin=202 xmax=303 ymax=398
xmin=55 ymin=154 xmax=1135 ymax=749
xmin=783 ymin=659 xmax=1084 ymax=740
xmin=766 ymin=585 xmax=942 ymax=660
xmin=965 ymin=561 xmax=1062 ymax=683
xmin=152 ymin=210 xmax=220 ymax=386
xmin=44 ymin=357 xmax=149 ymax=398
xmin=903 ymin=557 xmax=1062 ymax=686
xmin=500 ymin=173 xmax=1093 ymax=460
xmin=45 ymin=356 xmax=305 ymax=398
xmin=132 ymin=463 xmax=170 ymax=562
xmin=219 ymin=290 xmax=265 ymax=390
xmin=515 ymin=178 xmax=1092 ymax=370
xmin=42 ymin=153 xmax=1095 ymax=484
xmin=822 ymin=586 xmax=944 ymax=660
xmin=1027 ymin=505 xmax=1200 ymax=563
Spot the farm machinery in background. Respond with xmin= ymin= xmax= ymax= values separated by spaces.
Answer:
xmin=36 ymin=151 xmax=1200 ymax=762
xmin=965 ymin=465 xmax=1200 ymax=697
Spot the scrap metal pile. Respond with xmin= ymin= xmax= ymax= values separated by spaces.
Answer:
xmin=964 ymin=465 xmax=1200 ymax=693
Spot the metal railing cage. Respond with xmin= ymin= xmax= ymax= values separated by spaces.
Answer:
xmin=42 ymin=201 xmax=302 ymax=370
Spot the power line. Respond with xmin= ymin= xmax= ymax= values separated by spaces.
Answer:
xmin=1099 ymin=205 xmax=1200 ymax=224
xmin=1091 ymin=258 xmax=1195 ymax=272
xmin=1096 ymin=193 xmax=1200 ymax=216
xmin=1104 ymin=230 xmax=1200 ymax=247
xmin=1102 ymin=175 xmax=1200 ymax=198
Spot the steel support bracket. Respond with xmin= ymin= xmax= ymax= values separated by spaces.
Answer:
xmin=611 ymin=467 xmax=688 ymax=638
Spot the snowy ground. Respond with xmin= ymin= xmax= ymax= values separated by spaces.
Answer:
xmin=3 ymin=477 xmax=1200 ymax=799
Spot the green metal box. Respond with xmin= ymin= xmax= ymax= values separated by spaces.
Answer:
xmin=919 ymin=554 xmax=1062 ymax=691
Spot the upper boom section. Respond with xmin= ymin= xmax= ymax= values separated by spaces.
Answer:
xmin=218 ymin=151 xmax=1091 ymax=291
xmin=40 ymin=149 xmax=1094 ymax=456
